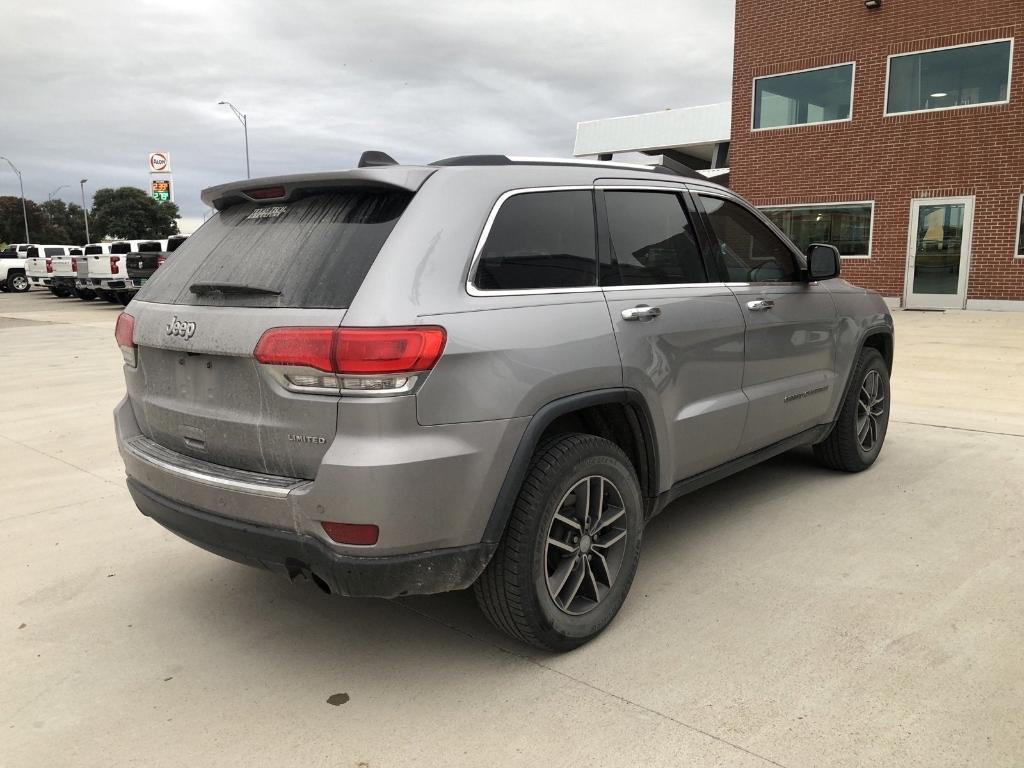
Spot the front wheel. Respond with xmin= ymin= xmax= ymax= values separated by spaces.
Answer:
xmin=9 ymin=273 xmax=29 ymax=292
xmin=814 ymin=348 xmax=890 ymax=472
xmin=474 ymin=433 xmax=644 ymax=651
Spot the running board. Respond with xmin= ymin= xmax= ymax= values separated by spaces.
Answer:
xmin=652 ymin=424 xmax=832 ymax=516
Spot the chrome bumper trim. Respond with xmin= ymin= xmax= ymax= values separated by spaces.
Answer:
xmin=123 ymin=435 xmax=308 ymax=499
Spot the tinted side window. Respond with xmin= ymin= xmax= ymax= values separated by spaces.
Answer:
xmin=474 ymin=190 xmax=596 ymax=291
xmin=698 ymin=195 xmax=798 ymax=282
xmin=604 ymin=191 xmax=707 ymax=285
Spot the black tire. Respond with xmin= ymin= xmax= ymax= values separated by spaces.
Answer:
xmin=9 ymin=271 xmax=29 ymax=292
xmin=74 ymin=288 xmax=96 ymax=301
xmin=116 ymin=292 xmax=133 ymax=306
xmin=474 ymin=433 xmax=644 ymax=651
xmin=814 ymin=348 xmax=890 ymax=472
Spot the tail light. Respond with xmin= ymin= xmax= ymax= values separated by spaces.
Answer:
xmin=156 ymin=255 xmax=167 ymax=267
xmin=110 ymin=256 xmax=120 ymax=275
xmin=45 ymin=258 xmax=52 ymax=273
xmin=114 ymin=312 xmax=136 ymax=367
xmin=71 ymin=257 xmax=78 ymax=272
xmin=253 ymin=326 xmax=446 ymax=395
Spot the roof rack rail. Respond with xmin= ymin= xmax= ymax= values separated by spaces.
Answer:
xmin=428 ymin=154 xmax=704 ymax=179
xmin=430 ymin=155 xmax=513 ymax=166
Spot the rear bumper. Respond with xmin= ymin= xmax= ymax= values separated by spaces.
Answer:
xmin=128 ymin=478 xmax=495 ymax=598
xmin=100 ymin=279 xmax=131 ymax=291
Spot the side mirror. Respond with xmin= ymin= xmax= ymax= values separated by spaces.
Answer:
xmin=806 ymin=243 xmax=841 ymax=281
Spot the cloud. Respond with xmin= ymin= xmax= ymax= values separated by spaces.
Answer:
xmin=0 ymin=0 xmax=734 ymax=219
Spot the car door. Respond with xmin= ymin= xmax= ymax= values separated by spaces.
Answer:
xmin=599 ymin=186 xmax=748 ymax=487
xmin=693 ymin=191 xmax=838 ymax=454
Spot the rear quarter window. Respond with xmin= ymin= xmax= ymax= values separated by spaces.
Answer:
xmin=135 ymin=189 xmax=411 ymax=308
xmin=472 ymin=190 xmax=597 ymax=291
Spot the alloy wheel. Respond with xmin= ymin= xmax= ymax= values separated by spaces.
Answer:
xmin=856 ymin=369 xmax=885 ymax=451
xmin=544 ymin=475 xmax=629 ymax=616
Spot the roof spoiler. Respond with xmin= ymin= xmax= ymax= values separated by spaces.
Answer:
xmin=201 ymin=167 xmax=435 ymax=211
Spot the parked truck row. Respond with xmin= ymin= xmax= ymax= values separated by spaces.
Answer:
xmin=1 ymin=236 xmax=188 ymax=304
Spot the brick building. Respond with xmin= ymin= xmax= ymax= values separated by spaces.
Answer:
xmin=731 ymin=0 xmax=1023 ymax=310
xmin=575 ymin=0 xmax=1024 ymax=310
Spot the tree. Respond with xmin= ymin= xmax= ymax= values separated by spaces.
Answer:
xmin=39 ymin=199 xmax=89 ymax=245
xmin=0 ymin=195 xmax=47 ymax=244
xmin=89 ymin=187 xmax=180 ymax=240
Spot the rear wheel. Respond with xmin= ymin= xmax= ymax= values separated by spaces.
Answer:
xmin=116 ymin=292 xmax=133 ymax=306
xmin=474 ymin=433 xmax=643 ymax=651
xmin=814 ymin=348 xmax=890 ymax=472
xmin=74 ymin=288 xmax=96 ymax=301
xmin=9 ymin=272 xmax=29 ymax=292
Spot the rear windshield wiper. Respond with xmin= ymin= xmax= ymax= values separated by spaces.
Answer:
xmin=189 ymin=282 xmax=281 ymax=297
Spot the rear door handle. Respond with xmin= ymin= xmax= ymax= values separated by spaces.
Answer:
xmin=746 ymin=299 xmax=775 ymax=312
xmin=621 ymin=305 xmax=662 ymax=321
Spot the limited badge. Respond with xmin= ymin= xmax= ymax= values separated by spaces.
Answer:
xmin=246 ymin=205 xmax=289 ymax=220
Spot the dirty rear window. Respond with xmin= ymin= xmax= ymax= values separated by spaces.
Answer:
xmin=135 ymin=189 xmax=411 ymax=308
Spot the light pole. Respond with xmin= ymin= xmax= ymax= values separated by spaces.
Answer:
xmin=1 ymin=156 xmax=30 ymax=243
xmin=80 ymin=179 xmax=91 ymax=243
xmin=218 ymin=100 xmax=250 ymax=178
xmin=47 ymin=184 xmax=68 ymax=202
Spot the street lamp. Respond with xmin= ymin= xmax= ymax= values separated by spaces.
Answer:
xmin=218 ymin=100 xmax=250 ymax=178
xmin=80 ymin=179 xmax=91 ymax=243
xmin=1 ymin=156 xmax=30 ymax=243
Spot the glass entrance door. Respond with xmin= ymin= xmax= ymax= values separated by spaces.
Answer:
xmin=905 ymin=196 xmax=974 ymax=309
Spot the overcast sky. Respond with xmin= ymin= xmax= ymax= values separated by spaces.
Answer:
xmin=1 ymin=0 xmax=734 ymax=231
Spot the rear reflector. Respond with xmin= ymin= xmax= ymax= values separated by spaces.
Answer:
xmin=254 ymin=326 xmax=446 ymax=375
xmin=245 ymin=186 xmax=287 ymax=200
xmin=321 ymin=521 xmax=379 ymax=546
xmin=114 ymin=312 xmax=136 ymax=367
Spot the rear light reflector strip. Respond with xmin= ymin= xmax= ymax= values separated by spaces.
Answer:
xmin=321 ymin=521 xmax=379 ymax=546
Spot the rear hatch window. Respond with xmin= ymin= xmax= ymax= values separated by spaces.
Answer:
xmin=135 ymin=189 xmax=411 ymax=309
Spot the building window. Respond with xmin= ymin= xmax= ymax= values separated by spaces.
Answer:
xmin=886 ymin=40 xmax=1012 ymax=115
xmin=760 ymin=203 xmax=873 ymax=259
xmin=1017 ymin=195 xmax=1024 ymax=258
xmin=752 ymin=63 xmax=854 ymax=130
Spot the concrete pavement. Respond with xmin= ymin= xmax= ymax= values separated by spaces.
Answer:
xmin=1 ymin=290 xmax=1022 ymax=767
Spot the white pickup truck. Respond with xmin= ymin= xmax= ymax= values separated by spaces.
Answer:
xmin=85 ymin=240 xmax=162 ymax=304
xmin=49 ymin=246 xmax=86 ymax=298
xmin=24 ymin=245 xmax=79 ymax=294
xmin=0 ymin=243 xmax=36 ymax=292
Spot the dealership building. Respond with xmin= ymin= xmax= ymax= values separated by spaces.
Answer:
xmin=575 ymin=0 xmax=1024 ymax=310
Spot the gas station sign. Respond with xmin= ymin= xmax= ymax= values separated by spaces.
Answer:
xmin=151 ymin=178 xmax=172 ymax=202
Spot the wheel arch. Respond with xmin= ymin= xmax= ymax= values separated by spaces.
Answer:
xmin=481 ymin=389 xmax=659 ymax=544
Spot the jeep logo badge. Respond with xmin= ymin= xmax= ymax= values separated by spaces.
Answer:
xmin=166 ymin=316 xmax=196 ymax=339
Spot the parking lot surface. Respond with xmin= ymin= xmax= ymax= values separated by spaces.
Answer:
xmin=2 ymin=290 xmax=1022 ymax=767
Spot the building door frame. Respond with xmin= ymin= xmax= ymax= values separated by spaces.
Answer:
xmin=903 ymin=195 xmax=975 ymax=310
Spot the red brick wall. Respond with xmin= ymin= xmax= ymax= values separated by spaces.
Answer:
xmin=730 ymin=0 xmax=1024 ymax=302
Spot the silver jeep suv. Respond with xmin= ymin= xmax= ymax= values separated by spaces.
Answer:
xmin=114 ymin=155 xmax=893 ymax=650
